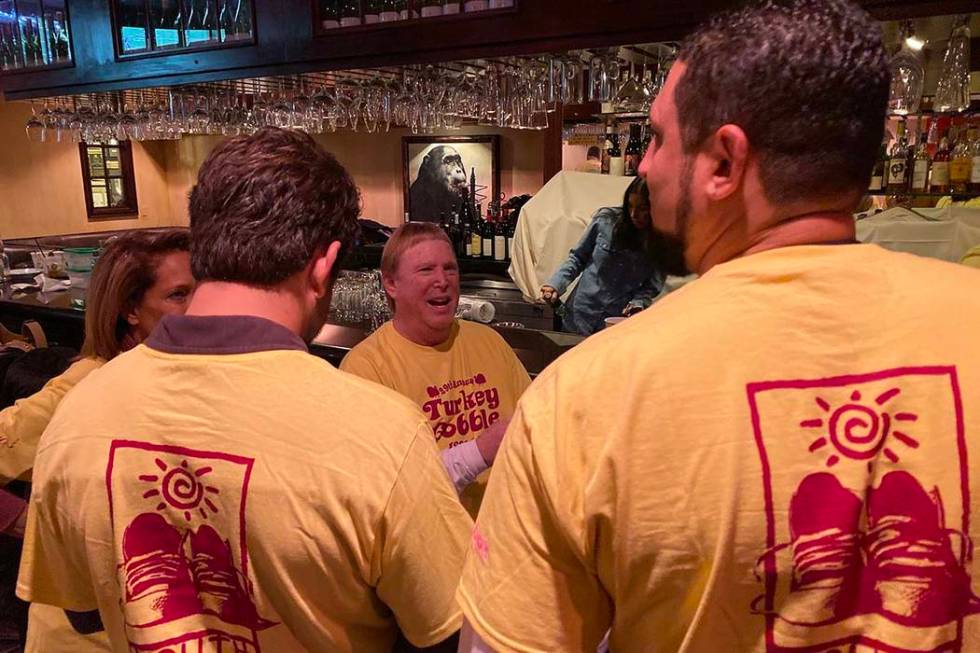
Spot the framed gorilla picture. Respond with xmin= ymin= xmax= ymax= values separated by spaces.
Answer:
xmin=402 ymin=135 xmax=501 ymax=223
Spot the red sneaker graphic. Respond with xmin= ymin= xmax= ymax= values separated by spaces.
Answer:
xmin=863 ymin=471 xmax=980 ymax=627
xmin=777 ymin=473 xmax=864 ymax=626
xmin=120 ymin=512 xmax=202 ymax=625
xmin=189 ymin=525 xmax=275 ymax=630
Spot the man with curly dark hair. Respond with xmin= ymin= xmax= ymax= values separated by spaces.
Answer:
xmin=19 ymin=128 xmax=472 ymax=653
xmin=458 ymin=1 xmax=980 ymax=651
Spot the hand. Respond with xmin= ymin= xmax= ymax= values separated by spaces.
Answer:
xmin=475 ymin=418 xmax=509 ymax=466
xmin=540 ymin=285 xmax=558 ymax=305
xmin=623 ymin=304 xmax=644 ymax=317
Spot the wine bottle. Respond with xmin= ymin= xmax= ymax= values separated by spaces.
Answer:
xmin=505 ymin=212 xmax=516 ymax=261
xmin=450 ymin=209 xmax=466 ymax=258
xmin=886 ymin=122 xmax=909 ymax=193
xmin=911 ymin=137 xmax=931 ymax=193
xmin=970 ymin=127 xmax=980 ymax=194
xmin=608 ymin=133 xmax=624 ymax=176
xmin=601 ymin=127 xmax=612 ymax=174
xmin=930 ymin=134 xmax=951 ymax=193
xmin=481 ymin=213 xmax=493 ymax=259
xmin=950 ymin=127 xmax=973 ymax=193
xmin=624 ymin=123 xmax=643 ymax=176
xmin=868 ymin=139 xmax=887 ymax=192
xmin=493 ymin=216 xmax=506 ymax=262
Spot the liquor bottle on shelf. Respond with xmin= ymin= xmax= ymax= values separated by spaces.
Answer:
xmin=910 ymin=137 xmax=931 ymax=193
xmin=443 ymin=0 xmax=461 ymax=14
xmin=420 ymin=0 xmax=443 ymax=17
xmin=608 ymin=132 xmax=625 ymax=176
xmin=363 ymin=0 xmax=381 ymax=23
xmin=505 ymin=211 xmax=516 ymax=261
xmin=463 ymin=0 xmax=488 ymax=11
xmin=886 ymin=121 xmax=909 ymax=193
xmin=624 ymin=123 xmax=643 ymax=176
xmin=869 ymin=138 xmax=887 ymax=192
xmin=950 ymin=128 xmax=973 ymax=194
xmin=493 ymin=215 xmax=506 ymax=262
xmin=930 ymin=134 xmax=951 ymax=194
xmin=340 ymin=0 xmax=361 ymax=26
xmin=970 ymin=128 xmax=980 ymax=194
xmin=321 ymin=0 xmax=341 ymax=28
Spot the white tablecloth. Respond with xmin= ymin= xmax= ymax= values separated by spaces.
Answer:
xmin=508 ymin=171 xmax=633 ymax=302
xmin=856 ymin=206 xmax=980 ymax=263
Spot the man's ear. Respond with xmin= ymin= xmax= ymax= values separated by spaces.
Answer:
xmin=310 ymin=241 xmax=342 ymax=298
xmin=382 ymin=272 xmax=397 ymax=303
xmin=704 ymin=124 xmax=749 ymax=202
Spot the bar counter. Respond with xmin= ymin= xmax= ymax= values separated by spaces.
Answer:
xmin=0 ymin=284 xmax=582 ymax=376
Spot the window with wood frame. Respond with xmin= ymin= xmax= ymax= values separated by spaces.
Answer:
xmin=79 ymin=140 xmax=139 ymax=220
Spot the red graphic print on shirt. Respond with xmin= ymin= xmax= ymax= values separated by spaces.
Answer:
xmin=748 ymin=366 xmax=980 ymax=652
xmin=421 ymin=372 xmax=501 ymax=446
xmin=106 ymin=440 xmax=276 ymax=653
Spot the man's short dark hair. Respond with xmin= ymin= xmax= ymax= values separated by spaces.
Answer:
xmin=587 ymin=146 xmax=601 ymax=159
xmin=675 ymin=0 xmax=889 ymax=204
xmin=189 ymin=127 xmax=361 ymax=285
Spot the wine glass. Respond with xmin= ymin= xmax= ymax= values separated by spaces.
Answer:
xmin=934 ymin=15 xmax=971 ymax=114
xmin=888 ymin=24 xmax=924 ymax=116
xmin=25 ymin=103 xmax=45 ymax=143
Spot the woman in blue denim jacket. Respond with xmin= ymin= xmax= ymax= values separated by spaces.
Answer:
xmin=541 ymin=178 xmax=664 ymax=335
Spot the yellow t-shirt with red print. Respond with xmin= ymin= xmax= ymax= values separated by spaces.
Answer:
xmin=458 ymin=244 xmax=980 ymax=652
xmin=18 ymin=315 xmax=472 ymax=653
xmin=341 ymin=320 xmax=531 ymax=515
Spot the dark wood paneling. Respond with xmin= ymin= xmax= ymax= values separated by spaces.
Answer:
xmin=2 ymin=0 xmax=972 ymax=100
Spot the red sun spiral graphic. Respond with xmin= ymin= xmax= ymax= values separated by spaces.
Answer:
xmin=138 ymin=458 xmax=221 ymax=522
xmin=801 ymin=387 xmax=920 ymax=469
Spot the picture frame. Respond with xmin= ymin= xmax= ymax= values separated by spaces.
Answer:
xmin=402 ymin=135 xmax=501 ymax=223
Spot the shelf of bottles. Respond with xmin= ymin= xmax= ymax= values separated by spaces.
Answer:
xmin=869 ymin=113 xmax=980 ymax=199
xmin=0 ymin=0 xmax=71 ymax=72
xmin=316 ymin=0 xmax=514 ymax=32
xmin=113 ymin=0 xmax=253 ymax=57
xmin=437 ymin=172 xmax=518 ymax=263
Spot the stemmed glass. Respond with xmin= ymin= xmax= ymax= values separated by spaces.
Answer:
xmin=934 ymin=15 xmax=971 ymax=114
xmin=25 ymin=103 xmax=45 ymax=143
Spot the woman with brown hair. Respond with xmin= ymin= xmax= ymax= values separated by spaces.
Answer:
xmin=0 ymin=228 xmax=194 ymax=652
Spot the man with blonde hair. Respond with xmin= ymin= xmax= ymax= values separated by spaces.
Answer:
xmin=342 ymin=222 xmax=531 ymax=516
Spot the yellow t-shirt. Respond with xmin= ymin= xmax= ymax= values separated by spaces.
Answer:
xmin=0 ymin=357 xmax=103 ymax=484
xmin=18 ymin=334 xmax=472 ymax=652
xmin=0 ymin=356 xmax=110 ymax=652
xmin=458 ymin=244 xmax=980 ymax=652
xmin=341 ymin=320 xmax=531 ymax=515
